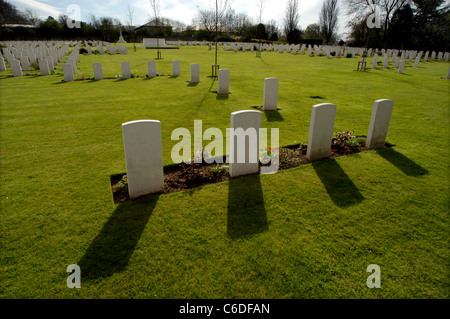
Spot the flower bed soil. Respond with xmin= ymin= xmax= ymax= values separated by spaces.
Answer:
xmin=111 ymin=138 xmax=393 ymax=204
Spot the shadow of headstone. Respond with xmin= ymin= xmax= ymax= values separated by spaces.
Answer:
xmin=227 ymin=174 xmax=268 ymax=239
xmin=78 ymin=195 xmax=159 ymax=280
xmin=264 ymin=110 xmax=284 ymax=122
xmin=375 ymin=148 xmax=429 ymax=177
xmin=312 ymin=159 xmax=365 ymax=207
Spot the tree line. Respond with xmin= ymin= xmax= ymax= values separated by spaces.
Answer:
xmin=0 ymin=0 xmax=448 ymax=51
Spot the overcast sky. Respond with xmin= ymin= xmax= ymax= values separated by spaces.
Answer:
xmin=9 ymin=0 xmax=353 ymax=39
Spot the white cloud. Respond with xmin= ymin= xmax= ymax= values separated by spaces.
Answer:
xmin=11 ymin=0 xmax=63 ymax=18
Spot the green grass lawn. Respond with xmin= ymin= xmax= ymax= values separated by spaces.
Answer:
xmin=0 ymin=44 xmax=449 ymax=298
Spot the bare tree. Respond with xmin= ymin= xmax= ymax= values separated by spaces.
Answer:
xmin=126 ymin=1 xmax=136 ymax=51
xmin=257 ymin=0 xmax=266 ymax=24
xmin=344 ymin=0 xmax=409 ymax=46
xmin=266 ymin=19 xmax=278 ymax=35
xmin=193 ymin=8 xmax=216 ymax=39
xmin=320 ymin=0 xmax=340 ymax=44
xmin=283 ymin=0 xmax=301 ymax=43
xmin=24 ymin=8 xmax=40 ymax=27
xmin=149 ymin=0 xmax=163 ymax=58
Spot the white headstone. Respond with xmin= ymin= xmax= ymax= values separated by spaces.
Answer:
xmin=10 ymin=60 xmax=23 ymax=77
xmin=447 ymin=66 xmax=450 ymax=79
xmin=394 ymin=57 xmax=399 ymax=68
xmin=398 ymin=60 xmax=405 ymax=74
xmin=46 ymin=55 xmax=54 ymax=70
xmin=366 ymin=99 xmax=394 ymax=149
xmin=21 ymin=56 xmax=30 ymax=71
xmin=93 ymin=62 xmax=103 ymax=80
xmin=372 ymin=54 xmax=378 ymax=69
xmin=0 ymin=56 xmax=6 ymax=72
xmin=218 ymin=69 xmax=230 ymax=94
xmin=306 ymin=103 xmax=337 ymax=161
xmin=63 ymin=64 xmax=74 ymax=82
xmin=172 ymin=60 xmax=180 ymax=76
xmin=97 ymin=45 xmax=105 ymax=55
xmin=121 ymin=61 xmax=131 ymax=78
xmin=262 ymin=78 xmax=279 ymax=111
xmin=383 ymin=56 xmax=389 ymax=68
xmin=39 ymin=59 xmax=50 ymax=76
xmin=229 ymin=110 xmax=262 ymax=178
xmin=190 ymin=63 xmax=200 ymax=83
xmin=147 ymin=61 xmax=156 ymax=77
xmin=414 ymin=57 xmax=420 ymax=67
xmin=122 ymin=120 xmax=164 ymax=199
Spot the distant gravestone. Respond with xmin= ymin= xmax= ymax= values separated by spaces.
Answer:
xmin=39 ymin=59 xmax=50 ymax=76
xmin=172 ymin=60 xmax=180 ymax=76
xmin=383 ymin=56 xmax=389 ymax=68
xmin=447 ymin=66 xmax=450 ymax=79
xmin=10 ymin=60 xmax=23 ymax=77
xmin=306 ymin=103 xmax=337 ymax=161
xmin=122 ymin=120 xmax=164 ymax=199
xmin=190 ymin=63 xmax=200 ymax=83
xmin=21 ymin=56 xmax=30 ymax=71
xmin=262 ymin=78 xmax=279 ymax=111
xmin=93 ymin=62 xmax=103 ymax=80
xmin=97 ymin=45 xmax=105 ymax=55
xmin=229 ymin=110 xmax=262 ymax=178
xmin=366 ymin=99 xmax=394 ymax=150
xmin=46 ymin=55 xmax=54 ymax=70
xmin=121 ymin=61 xmax=131 ymax=79
xmin=63 ymin=64 xmax=74 ymax=82
xmin=217 ymin=69 xmax=230 ymax=94
xmin=398 ymin=60 xmax=405 ymax=74
xmin=147 ymin=61 xmax=156 ymax=77
xmin=0 ymin=56 xmax=6 ymax=72
xmin=414 ymin=57 xmax=420 ymax=67
xmin=393 ymin=57 xmax=399 ymax=68
xmin=372 ymin=54 xmax=378 ymax=69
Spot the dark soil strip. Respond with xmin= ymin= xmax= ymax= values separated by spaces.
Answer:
xmin=110 ymin=138 xmax=394 ymax=204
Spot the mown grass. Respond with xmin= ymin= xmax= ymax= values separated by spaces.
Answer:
xmin=0 ymin=44 xmax=449 ymax=298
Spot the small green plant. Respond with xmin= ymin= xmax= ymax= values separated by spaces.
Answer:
xmin=333 ymin=131 xmax=360 ymax=148
xmin=347 ymin=53 xmax=353 ymax=58
xmin=210 ymin=164 xmax=229 ymax=175
xmin=112 ymin=174 xmax=128 ymax=193
xmin=79 ymin=47 xmax=88 ymax=54
xmin=298 ymin=143 xmax=308 ymax=153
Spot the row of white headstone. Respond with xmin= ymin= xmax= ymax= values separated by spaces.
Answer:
xmin=370 ymin=50 xmax=450 ymax=74
xmin=1 ymin=42 xmax=71 ymax=77
xmin=215 ymin=41 xmax=450 ymax=63
xmin=62 ymin=44 xmax=80 ymax=81
xmin=121 ymin=99 xmax=394 ymax=199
